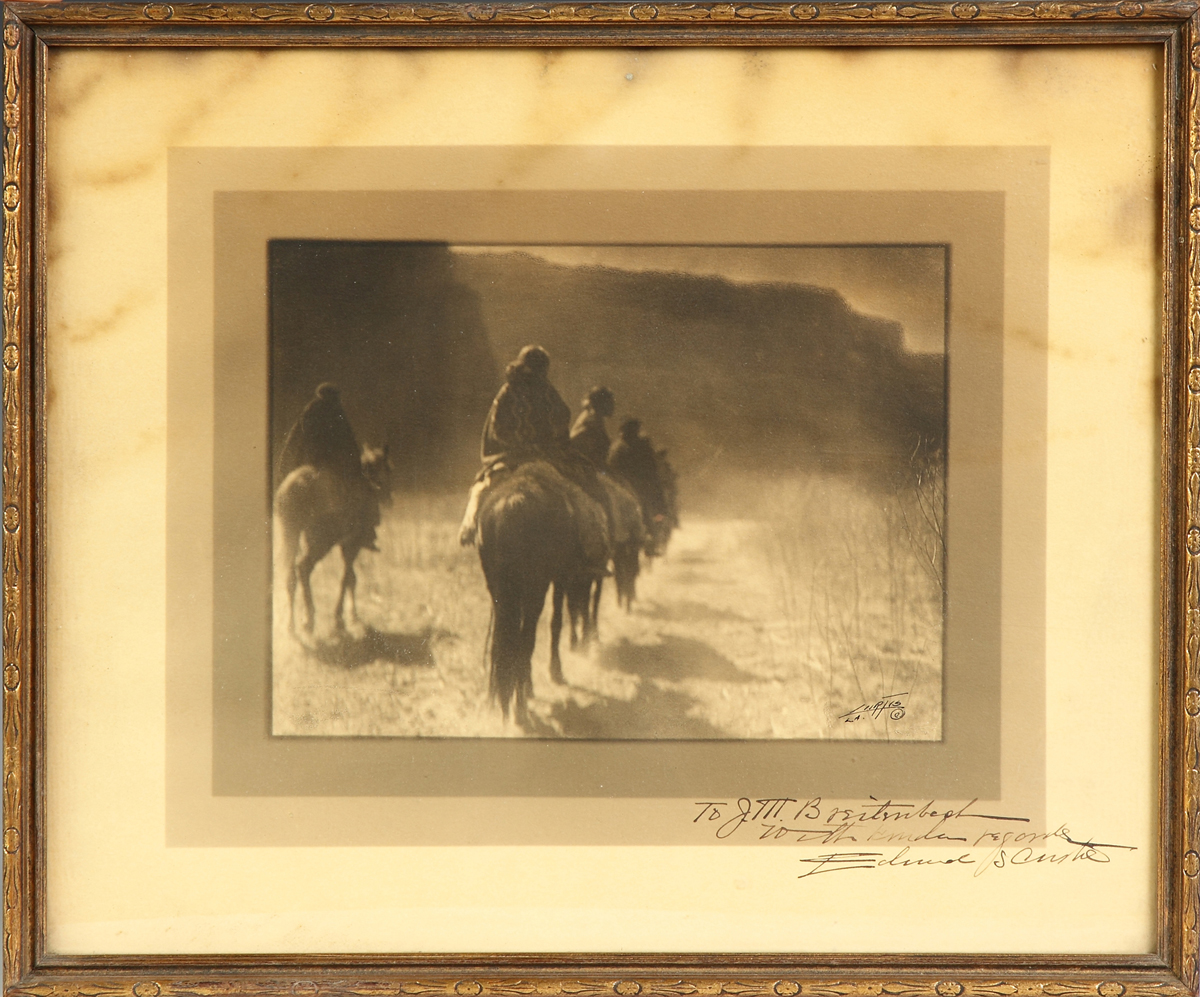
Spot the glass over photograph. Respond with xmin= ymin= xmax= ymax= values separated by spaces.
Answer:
xmin=268 ymin=242 xmax=947 ymax=741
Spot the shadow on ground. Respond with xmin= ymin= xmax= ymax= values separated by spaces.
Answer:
xmin=598 ymin=635 xmax=756 ymax=683
xmin=527 ymin=679 xmax=730 ymax=739
xmin=308 ymin=624 xmax=453 ymax=669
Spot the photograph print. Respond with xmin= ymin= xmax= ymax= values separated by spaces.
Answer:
xmin=269 ymin=242 xmax=947 ymax=741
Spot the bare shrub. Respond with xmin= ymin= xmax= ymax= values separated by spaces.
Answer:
xmin=756 ymin=445 xmax=944 ymax=740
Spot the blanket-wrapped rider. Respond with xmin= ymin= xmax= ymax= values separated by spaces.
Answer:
xmin=459 ymin=346 xmax=611 ymax=571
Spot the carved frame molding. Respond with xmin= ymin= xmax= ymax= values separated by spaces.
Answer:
xmin=1 ymin=3 xmax=1195 ymax=995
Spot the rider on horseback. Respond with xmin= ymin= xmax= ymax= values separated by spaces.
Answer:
xmin=569 ymin=386 xmax=615 ymax=469
xmin=459 ymin=346 xmax=609 ymax=575
xmin=608 ymin=417 xmax=670 ymax=543
xmin=278 ymin=383 xmax=380 ymax=552
xmin=482 ymin=345 xmax=572 ymax=462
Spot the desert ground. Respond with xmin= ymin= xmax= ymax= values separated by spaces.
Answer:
xmin=271 ymin=473 xmax=943 ymax=741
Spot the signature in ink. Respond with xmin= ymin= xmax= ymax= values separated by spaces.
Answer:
xmin=839 ymin=691 xmax=909 ymax=723
xmin=794 ymin=833 xmax=1137 ymax=880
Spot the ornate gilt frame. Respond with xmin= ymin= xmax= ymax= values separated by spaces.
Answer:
xmin=1 ymin=2 xmax=1195 ymax=993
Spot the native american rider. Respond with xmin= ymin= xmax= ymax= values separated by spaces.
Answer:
xmin=459 ymin=346 xmax=609 ymax=574
xmin=569 ymin=386 xmax=616 ymax=469
xmin=278 ymin=382 xmax=379 ymax=552
xmin=608 ymin=416 xmax=669 ymax=537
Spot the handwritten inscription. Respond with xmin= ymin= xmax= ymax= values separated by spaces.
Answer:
xmin=795 ymin=836 xmax=1129 ymax=878
xmin=693 ymin=796 xmax=1020 ymax=841
xmin=839 ymin=692 xmax=908 ymax=723
xmin=692 ymin=797 xmax=1135 ymax=876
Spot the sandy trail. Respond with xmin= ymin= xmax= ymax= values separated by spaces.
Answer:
xmin=272 ymin=490 xmax=941 ymax=740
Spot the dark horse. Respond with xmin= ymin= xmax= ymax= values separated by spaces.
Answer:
xmin=649 ymin=447 xmax=680 ymax=556
xmin=553 ymin=475 xmax=646 ymax=665
xmin=476 ymin=461 xmax=607 ymax=724
xmin=275 ymin=444 xmax=392 ymax=635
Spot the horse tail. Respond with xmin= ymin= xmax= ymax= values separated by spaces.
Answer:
xmin=479 ymin=507 xmax=520 ymax=718
xmin=487 ymin=572 xmax=523 ymax=719
xmin=482 ymin=602 xmax=495 ymax=675
xmin=477 ymin=467 xmax=570 ymax=720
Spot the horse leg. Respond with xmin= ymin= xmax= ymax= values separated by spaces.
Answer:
xmin=335 ymin=544 xmax=360 ymax=632
xmin=514 ymin=679 xmax=530 ymax=730
xmin=569 ymin=577 xmax=597 ymax=647
xmin=616 ymin=545 xmax=638 ymax=611
xmin=281 ymin=524 xmax=301 ymax=636
xmin=515 ymin=579 xmax=547 ymax=723
xmin=567 ymin=587 xmax=580 ymax=650
xmin=286 ymin=557 xmax=300 ymax=636
xmin=550 ymin=581 xmax=566 ymax=685
xmin=588 ymin=576 xmax=603 ymax=644
xmin=296 ymin=545 xmax=320 ymax=633
xmin=345 ymin=547 xmax=360 ymax=625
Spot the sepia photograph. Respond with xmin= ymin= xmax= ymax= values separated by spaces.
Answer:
xmin=268 ymin=242 xmax=947 ymax=740
xmin=21 ymin=19 xmax=1175 ymax=977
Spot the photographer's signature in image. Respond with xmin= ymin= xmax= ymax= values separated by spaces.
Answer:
xmin=839 ymin=691 xmax=908 ymax=723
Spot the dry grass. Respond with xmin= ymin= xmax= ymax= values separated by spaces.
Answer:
xmin=271 ymin=466 xmax=944 ymax=741
xmin=755 ymin=463 xmax=944 ymax=741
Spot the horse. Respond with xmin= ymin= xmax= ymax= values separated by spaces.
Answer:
xmin=606 ymin=475 xmax=647 ymax=610
xmin=551 ymin=475 xmax=646 ymax=671
xmin=476 ymin=461 xmax=607 ymax=724
xmin=650 ymin=447 xmax=680 ymax=556
xmin=275 ymin=444 xmax=392 ymax=636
